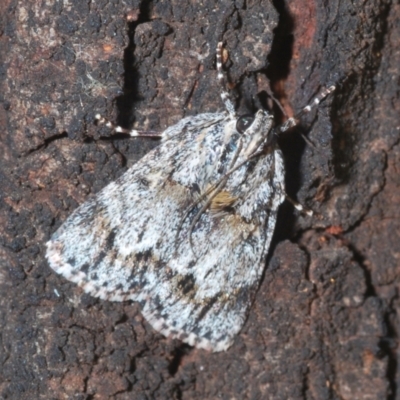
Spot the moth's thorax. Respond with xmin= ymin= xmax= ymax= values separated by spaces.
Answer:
xmin=240 ymin=110 xmax=274 ymax=157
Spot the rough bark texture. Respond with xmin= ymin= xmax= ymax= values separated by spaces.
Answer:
xmin=0 ymin=0 xmax=398 ymax=399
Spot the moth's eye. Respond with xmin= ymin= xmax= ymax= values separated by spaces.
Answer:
xmin=236 ymin=114 xmax=255 ymax=134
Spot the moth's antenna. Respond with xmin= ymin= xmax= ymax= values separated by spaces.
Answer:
xmin=216 ymin=42 xmax=237 ymax=117
xmin=278 ymin=85 xmax=336 ymax=133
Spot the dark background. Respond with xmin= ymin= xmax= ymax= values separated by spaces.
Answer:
xmin=0 ymin=0 xmax=399 ymax=398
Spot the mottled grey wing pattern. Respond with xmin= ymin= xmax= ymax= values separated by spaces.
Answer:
xmin=46 ymin=112 xmax=285 ymax=351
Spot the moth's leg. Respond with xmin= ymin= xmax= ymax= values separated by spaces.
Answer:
xmin=216 ymin=42 xmax=237 ymax=117
xmin=278 ymin=85 xmax=336 ymax=133
xmin=174 ymin=179 xmax=226 ymax=256
xmin=285 ymin=194 xmax=313 ymax=217
xmin=186 ymin=175 xmax=232 ymax=256
xmin=175 ymin=149 xmax=265 ymax=255
xmin=175 ymin=135 xmax=245 ymax=254
xmin=95 ymin=114 xmax=163 ymax=138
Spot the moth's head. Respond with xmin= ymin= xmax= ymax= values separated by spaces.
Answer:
xmin=236 ymin=110 xmax=275 ymax=156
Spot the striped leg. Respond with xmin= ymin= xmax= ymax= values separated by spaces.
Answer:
xmin=279 ymin=85 xmax=336 ymax=133
xmin=95 ymin=114 xmax=162 ymax=138
xmin=216 ymin=42 xmax=237 ymax=117
xmin=285 ymin=194 xmax=313 ymax=216
xmin=279 ymin=85 xmax=336 ymax=215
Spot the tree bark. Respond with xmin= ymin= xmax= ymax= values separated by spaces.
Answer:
xmin=0 ymin=0 xmax=398 ymax=399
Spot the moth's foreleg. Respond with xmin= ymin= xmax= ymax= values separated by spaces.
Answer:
xmin=95 ymin=114 xmax=163 ymax=138
xmin=278 ymin=85 xmax=336 ymax=133
xmin=285 ymin=194 xmax=313 ymax=217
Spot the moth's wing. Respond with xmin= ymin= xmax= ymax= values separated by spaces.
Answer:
xmin=46 ymin=113 xmax=285 ymax=352
xmin=140 ymin=211 xmax=279 ymax=352
xmin=137 ymin=149 xmax=286 ymax=352
xmin=46 ymin=112 xmax=226 ymax=299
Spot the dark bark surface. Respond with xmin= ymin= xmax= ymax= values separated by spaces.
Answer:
xmin=0 ymin=0 xmax=398 ymax=399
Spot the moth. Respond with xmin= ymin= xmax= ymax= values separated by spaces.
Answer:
xmin=46 ymin=43 xmax=335 ymax=352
